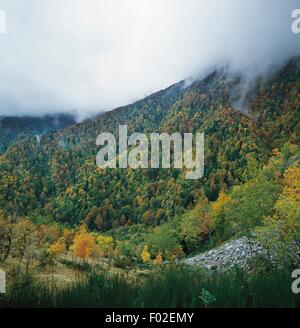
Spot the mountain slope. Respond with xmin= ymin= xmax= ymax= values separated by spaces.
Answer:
xmin=0 ymin=59 xmax=299 ymax=231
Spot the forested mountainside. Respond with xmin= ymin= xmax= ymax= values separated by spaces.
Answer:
xmin=0 ymin=58 xmax=299 ymax=232
xmin=0 ymin=114 xmax=76 ymax=152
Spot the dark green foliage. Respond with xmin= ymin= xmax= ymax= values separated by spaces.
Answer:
xmin=227 ymin=174 xmax=281 ymax=234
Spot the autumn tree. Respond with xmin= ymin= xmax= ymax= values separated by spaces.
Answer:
xmin=48 ymin=239 xmax=66 ymax=258
xmin=141 ymin=245 xmax=151 ymax=263
xmin=211 ymin=191 xmax=231 ymax=218
xmin=71 ymin=226 xmax=98 ymax=262
xmin=209 ymin=191 xmax=232 ymax=246
xmin=275 ymin=166 xmax=300 ymax=230
xmin=154 ymin=252 xmax=163 ymax=265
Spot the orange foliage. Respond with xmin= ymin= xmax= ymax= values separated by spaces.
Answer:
xmin=72 ymin=226 xmax=97 ymax=260
xmin=212 ymin=191 xmax=231 ymax=215
xmin=154 ymin=252 xmax=163 ymax=265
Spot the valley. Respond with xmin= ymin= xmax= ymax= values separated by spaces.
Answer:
xmin=0 ymin=59 xmax=300 ymax=308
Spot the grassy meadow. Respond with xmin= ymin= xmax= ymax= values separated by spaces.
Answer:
xmin=1 ymin=264 xmax=298 ymax=308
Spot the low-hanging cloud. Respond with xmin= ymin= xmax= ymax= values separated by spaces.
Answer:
xmin=0 ymin=0 xmax=299 ymax=119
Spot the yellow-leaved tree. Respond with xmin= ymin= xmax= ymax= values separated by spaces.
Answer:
xmin=274 ymin=166 xmax=300 ymax=242
xmin=141 ymin=245 xmax=151 ymax=263
xmin=211 ymin=191 xmax=231 ymax=217
xmin=48 ymin=239 xmax=66 ymax=258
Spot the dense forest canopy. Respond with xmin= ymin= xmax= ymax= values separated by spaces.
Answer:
xmin=0 ymin=59 xmax=299 ymax=233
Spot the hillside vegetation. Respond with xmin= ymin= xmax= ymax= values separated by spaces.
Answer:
xmin=0 ymin=59 xmax=300 ymax=307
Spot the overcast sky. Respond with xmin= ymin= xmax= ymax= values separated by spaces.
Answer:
xmin=0 ymin=0 xmax=299 ymax=118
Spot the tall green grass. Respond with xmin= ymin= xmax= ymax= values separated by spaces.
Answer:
xmin=2 ymin=265 xmax=299 ymax=308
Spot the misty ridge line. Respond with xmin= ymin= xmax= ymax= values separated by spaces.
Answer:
xmin=0 ymin=1 xmax=300 ymax=117
xmin=1 ymin=56 xmax=299 ymax=125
